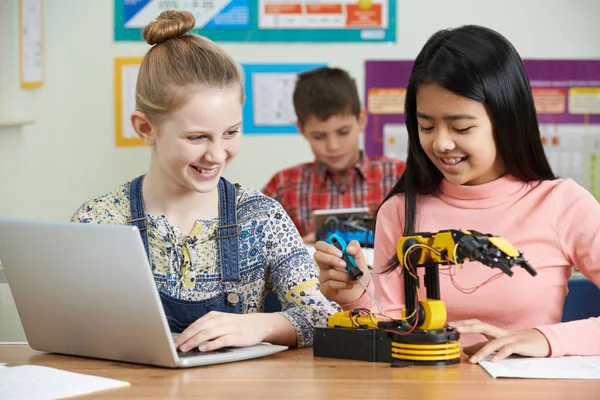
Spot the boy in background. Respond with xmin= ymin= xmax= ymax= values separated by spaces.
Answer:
xmin=262 ymin=67 xmax=405 ymax=243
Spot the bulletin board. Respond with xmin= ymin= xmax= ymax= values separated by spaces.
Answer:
xmin=241 ymin=63 xmax=326 ymax=134
xmin=364 ymin=60 xmax=600 ymax=198
xmin=114 ymin=57 xmax=145 ymax=147
xmin=114 ymin=0 xmax=396 ymax=43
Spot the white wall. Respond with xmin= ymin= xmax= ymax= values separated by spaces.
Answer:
xmin=1 ymin=0 xmax=599 ymax=221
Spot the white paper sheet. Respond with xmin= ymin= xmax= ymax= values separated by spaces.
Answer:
xmin=0 ymin=365 xmax=130 ymax=400
xmin=121 ymin=64 xmax=140 ymax=139
xmin=480 ymin=355 xmax=600 ymax=380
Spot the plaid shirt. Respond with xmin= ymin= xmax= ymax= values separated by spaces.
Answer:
xmin=262 ymin=153 xmax=406 ymax=237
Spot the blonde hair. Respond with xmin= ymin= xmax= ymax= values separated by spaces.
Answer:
xmin=136 ymin=10 xmax=243 ymax=122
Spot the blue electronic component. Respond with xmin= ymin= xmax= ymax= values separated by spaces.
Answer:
xmin=326 ymin=234 xmax=364 ymax=280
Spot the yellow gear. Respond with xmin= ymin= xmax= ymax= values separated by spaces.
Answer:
xmin=400 ymin=299 xmax=446 ymax=330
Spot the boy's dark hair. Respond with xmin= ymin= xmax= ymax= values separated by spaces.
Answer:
xmin=293 ymin=67 xmax=361 ymax=126
xmin=375 ymin=25 xmax=556 ymax=272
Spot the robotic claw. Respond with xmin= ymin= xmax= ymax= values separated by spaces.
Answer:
xmin=313 ymin=229 xmax=537 ymax=367
xmin=399 ymin=229 xmax=537 ymax=277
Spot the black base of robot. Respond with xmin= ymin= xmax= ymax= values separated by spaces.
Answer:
xmin=313 ymin=326 xmax=460 ymax=366
xmin=313 ymin=326 xmax=394 ymax=362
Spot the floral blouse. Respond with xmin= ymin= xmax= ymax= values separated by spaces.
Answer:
xmin=71 ymin=180 xmax=340 ymax=347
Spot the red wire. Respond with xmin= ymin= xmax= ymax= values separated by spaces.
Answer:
xmin=443 ymin=258 xmax=554 ymax=294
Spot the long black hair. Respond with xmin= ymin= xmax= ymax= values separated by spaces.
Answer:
xmin=377 ymin=25 xmax=556 ymax=272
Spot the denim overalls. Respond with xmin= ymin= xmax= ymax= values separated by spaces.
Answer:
xmin=128 ymin=174 xmax=243 ymax=333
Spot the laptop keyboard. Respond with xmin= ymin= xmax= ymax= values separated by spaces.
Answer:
xmin=177 ymin=347 xmax=234 ymax=358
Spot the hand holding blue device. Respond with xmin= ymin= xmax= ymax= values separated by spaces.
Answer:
xmin=325 ymin=234 xmax=390 ymax=316
xmin=326 ymin=234 xmax=364 ymax=281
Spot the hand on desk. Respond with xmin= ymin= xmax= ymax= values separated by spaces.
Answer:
xmin=449 ymin=319 xmax=551 ymax=363
xmin=174 ymin=312 xmax=295 ymax=352
xmin=314 ymin=240 xmax=370 ymax=305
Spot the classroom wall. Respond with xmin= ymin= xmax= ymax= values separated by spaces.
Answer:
xmin=0 ymin=0 xmax=599 ymax=221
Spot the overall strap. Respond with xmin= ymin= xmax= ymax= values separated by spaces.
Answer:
xmin=128 ymin=175 xmax=240 ymax=282
xmin=128 ymin=174 xmax=151 ymax=262
xmin=217 ymin=178 xmax=240 ymax=282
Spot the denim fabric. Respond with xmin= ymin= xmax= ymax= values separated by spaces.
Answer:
xmin=129 ymin=175 xmax=242 ymax=333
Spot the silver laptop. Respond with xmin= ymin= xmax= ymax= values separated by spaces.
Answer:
xmin=0 ymin=218 xmax=287 ymax=368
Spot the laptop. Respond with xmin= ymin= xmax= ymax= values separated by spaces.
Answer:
xmin=313 ymin=207 xmax=375 ymax=247
xmin=0 ymin=218 xmax=287 ymax=368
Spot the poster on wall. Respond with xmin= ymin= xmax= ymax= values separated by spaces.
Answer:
xmin=364 ymin=60 xmax=600 ymax=199
xmin=19 ymin=0 xmax=44 ymax=89
xmin=527 ymin=60 xmax=600 ymax=197
xmin=363 ymin=60 xmax=411 ymax=160
xmin=114 ymin=57 xmax=145 ymax=147
xmin=114 ymin=0 xmax=396 ymax=42
xmin=241 ymin=63 xmax=326 ymax=134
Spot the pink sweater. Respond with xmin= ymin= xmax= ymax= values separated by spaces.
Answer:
xmin=343 ymin=175 xmax=600 ymax=356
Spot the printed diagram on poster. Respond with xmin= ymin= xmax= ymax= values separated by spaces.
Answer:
xmin=114 ymin=57 xmax=145 ymax=147
xmin=242 ymin=64 xmax=326 ymax=134
xmin=259 ymin=0 xmax=388 ymax=34
xmin=116 ymin=0 xmax=250 ymax=34
xmin=382 ymin=123 xmax=407 ymax=161
xmin=364 ymin=60 xmax=600 ymax=199
xmin=114 ymin=0 xmax=396 ymax=42
xmin=252 ymin=73 xmax=297 ymax=126
xmin=20 ymin=0 xmax=44 ymax=89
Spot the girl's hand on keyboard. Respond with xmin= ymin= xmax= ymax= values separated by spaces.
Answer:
xmin=174 ymin=311 xmax=296 ymax=352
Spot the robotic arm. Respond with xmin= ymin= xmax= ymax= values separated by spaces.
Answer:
xmin=316 ymin=229 xmax=537 ymax=367
xmin=397 ymin=229 xmax=536 ymax=330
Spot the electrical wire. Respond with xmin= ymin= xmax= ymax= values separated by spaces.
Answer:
xmin=355 ymin=241 xmax=547 ymax=335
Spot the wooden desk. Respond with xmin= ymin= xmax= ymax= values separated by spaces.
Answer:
xmin=1 ymin=345 xmax=599 ymax=399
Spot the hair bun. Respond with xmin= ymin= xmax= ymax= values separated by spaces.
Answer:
xmin=142 ymin=10 xmax=196 ymax=45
